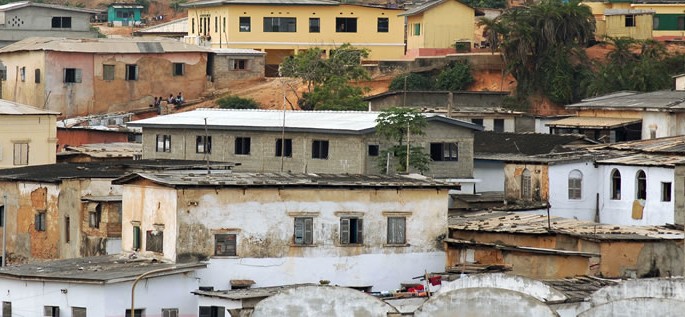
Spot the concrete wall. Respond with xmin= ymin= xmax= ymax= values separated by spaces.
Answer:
xmin=548 ymin=161 xmax=600 ymax=222
xmin=437 ymin=273 xmax=567 ymax=302
xmin=121 ymin=182 xmax=448 ymax=290
xmin=675 ymin=165 xmax=685 ymax=226
xmin=598 ymin=164 xmax=675 ymax=225
xmin=367 ymin=92 xmax=508 ymax=110
xmin=474 ymin=159 xmax=505 ymax=192
xmin=0 ymin=113 xmax=57 ymax=168
xmin=414 ymin=287 xmax=559 ymax=317
xmin=0 ymin=272 xmax=200 ymax=317
xmin=252 ymin=285 xmax=398 ymax=317
xmin=579 ymin=298 xmax=685 ymax=317
xmin=0 ymin=6 xmax=96 ymax=43
xmin=590 ymin=278 xmax=685 ymax=306
xmin=211 ymin=53 xmax=265 ymax=89
xmin=504 ymin=163 xmax=548 ymax=201
xmin=597 ymin=240 xmax=684 ymax=278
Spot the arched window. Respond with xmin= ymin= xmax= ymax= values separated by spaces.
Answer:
xmin=521 ymin=169 xmax=531 ymax=200
xmin=568 ymin=170 xmax=582 ymax=200
xmin=636 ymin=170 xmax=647 ymax=200
xmin=611 ymin=169 xmax=621 ymax=200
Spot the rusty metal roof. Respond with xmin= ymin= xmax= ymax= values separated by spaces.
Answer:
xmin=114 ymin=171 xmax=457 ymax=189
xmin=591 ymin=135 xmax=685 ymax=154
xmin=545 ymin=116 xmax=642 ymax=129
xmin=449 ymin=211 xmax=684 ymax=241
xmin=0 ymin=37 xmax=211 ymax=54
xmin=596 ymin=153 xmax=685 ymax=167
xmin=59 ymin=142 xmax=142 ymax=159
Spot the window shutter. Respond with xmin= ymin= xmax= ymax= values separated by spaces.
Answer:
xmin=357 ymin=219 xmax=363 ymax=244
xmin=35 ymin=213 xmax=40 ymax=231
xmin=75 ymin=69 xmax=82 ymax=83
xmin=340 ymin=218 xmax=350 ymax=244
xmin=134 ymin=65 xmax=138 ymax=80
xmin=304 ymin=217 xmax=313 ymax=245
xmin=322 ymin=142 xmax=329 ymax=159
xmin=294 ymin=218 xmax=304 ymax=244
xmin=63 ymin=68 xmax=67 ymax=82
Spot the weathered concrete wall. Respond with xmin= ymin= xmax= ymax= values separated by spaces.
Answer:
xmin=599 ymin=241 xmax=684 ymax=278
xmin=1 ymin=50 xmax=47 ymax=108
xmin=212 ymin=53 xmax=265 ymax=89
xmin=676 ymin=165 xmax=685 ymax=226
xmin=367 ymin=91 xmax=509 ymax=110
xmin=590 ymin=278 xmax=685 ymax=306
xmin=437 ymin=273 xmax=567 ymax=302
xmin=548 ymin=161 xmax=599 ymax=222
xmin=579 ymin=298 xmax=685 ymax=317
xmin=414 ymin=287 xmax=560 ymax=317
xmin=252 ymin=285 xmax=398 ymax=317
xmin=0 ymin=7 xmax=96 ymax=42
xmin=504 ymin=163 xmax=548 ymax=201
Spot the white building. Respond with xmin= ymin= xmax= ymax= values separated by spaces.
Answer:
xmin=113 ymin=171 xmax=452 ymax=291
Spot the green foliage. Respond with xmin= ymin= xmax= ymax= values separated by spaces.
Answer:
xmin=388 ymin=73 xmax=434 ymax=91
xmin=170 ymin=0 xmax=188 ymax=12
xmin=461 ymin=0 xmax=507 ymax=9
xmin=375 ymin=107 xmax=430 ymax=173
xmin=135 ymin=0 xmax=150 ymax=12
xmin=217 ymin=96 xmax=261 ymax=109
xmin=435 ymin=61 xmax=475 ymax=91
xmin=280 ymin=43 xmax=371 ymax=110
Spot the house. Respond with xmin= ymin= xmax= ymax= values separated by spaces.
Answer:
xmin=0 ymin=160 xmax=233 ymax=265
xmin=57 ymin=112 xmax=142 ymax=152
xmin=107 ymin=3 xmax=144 ymax=26
xmin=364 ymin=91 xmax=530 ymax=133
xmin=584 ymin=0 xmax=685 ymax=41
xmin=127 ymin=109 xmax=483 ymax=181
xmin=547 ymin=90 xmax=685 ymax=143
xmin=595 ymin=9 xmax=655 ymax=40
xmin=446 ymin=211 xmax=684 ymax=279
xmin=182 ymin=0 xmax=405 ymax=75
xmin=209 ymin=48 xmax=266 ymax=90
xmin=0 ymin=255 xmax=205 ymax=317
xmin=0 ymin=1 xmax=100 ymax=48
xmin=399 ymin=0 xmax=478 ymax=58
xmin=134 ymin=17 xmax=188 ymax=40
xmin=112 ymin=171 xmax=453 ymax=291
xmin=0 ymin=99 xmax=58 ymax=168
xmin=0 ymin=37 xmax=211 ymax=118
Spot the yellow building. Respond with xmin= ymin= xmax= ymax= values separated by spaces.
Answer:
xmin=400 ymin=0 xmax=477 ymax=58
xmin=0 ymin=99 xmax=58 ymax=168
xmin=585 ymin=0 xmax=685 ymax=41
xmin=183 ymin=0 xmax=405 ymax=74
xmin=597 ymin=9 xmax=654 ymax=40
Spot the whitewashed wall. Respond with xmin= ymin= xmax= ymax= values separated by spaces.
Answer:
xmin=548 ymin=161 xmax=600 ymax=221
xmin=474 ymin=159 xmax=505 ymax=192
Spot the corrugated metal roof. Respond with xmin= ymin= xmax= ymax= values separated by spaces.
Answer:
xmin=0 ymin=1 xmax=101 ymax=14
xmin=193 ymin=284 xmax=316 ymax=300
xmin=0 ymin=98 xmax=60 ymax=115
xmin=135 ymin=18 xmax=188 ymax=34
xmin=126 ymin=108 xmax=482 ymax=134
xmin=0 ymin=37 xmax=212 ymax=54
xmin=183 ymin=0 xmax=340 ymax=8
xmin=567 ymin=90 xmax=685 ymax=111
xmin=399 ymin=0 xmax=447 ymax=16
xmin=604 ymin=9 xmax=655 ymax=16
xmin=546 ymin=116 xmax=642 ymax=129
xmin=60 ymin=142 xmax=142 ymax=159
xmin=592 ymin=135 xmax=685 ymax=154
xmin=114 ymin=171 xmax=457 ymax=189
xmin=449 ymin=211 xmax=684 ymax=240
xmin=596 ymin=153 xmax=685 ymax=167
xmin=212 ymin=48 xmax=265 ymax=55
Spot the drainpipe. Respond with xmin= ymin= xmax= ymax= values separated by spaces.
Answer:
xmin=2 ymin=194 xmax=6 ymax=267
xmin=130 ymin=266 xmax=177 ymax=315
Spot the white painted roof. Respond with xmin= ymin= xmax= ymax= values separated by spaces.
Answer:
xmin=135 ymin=18 xmax=188 ymax=34
xmin=0 ymin=98 xmax=60 ymax=115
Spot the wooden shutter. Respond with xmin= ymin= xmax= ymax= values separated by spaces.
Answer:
xmin=356 ymin=218 xmax=363 ymax=244
xmin=304 ymin=217 xmax=313 ymax=245
xmin=340 ymin=218 xmax=350 ymax=244
xmin=75 ymin=69 xmax=82 ymax=83
xmin=294 ymin=218 xmax=304 ymax=244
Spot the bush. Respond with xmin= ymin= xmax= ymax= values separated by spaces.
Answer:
xmin=435 ymin=60 xmax=474 ymax=91
xmin=388 ymin=73 xmax=434 ymax=91
xmin=217 ymin=96 xmax=260 ymax=109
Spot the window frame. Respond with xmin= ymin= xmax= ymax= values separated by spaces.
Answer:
xmin=146 ymin=230 xmax=164 ymax=253
xmin=215 ymin=233 xmax=237 ymax=256
xmin=162 ymin=308 xmax=179 ymax=317
xmin=72 ymin=307 xmax=87 ymax=317
xmin=276 ymin=138 xmax=293 ymax=157
xmin=3 ymin=302 xmax=11 ymax=317
xmin=239 ymin=17 xmax=251 ymax=32
xmin=368 ymin=144 xmax=380 ymax=157
xmin=336 ymin=17 xmax=357 ymax=33
xmin=494 ymin=118 xmax=505 ymax=132
xmin=387 ymin=217 xmax=406 ymax=245
xmin=89 ymin=203 xmax=102 ymax=228
xmin=125 ymin=64 xmax=138 ymax=81
xmin=196 ymin=135 xmax=212 ymax=154
xmin=231 ymin=59 xmax=247 ymax=70
xmin=34 ymin=68 xmax=40 ymax=84
xmin=611 ymin=169 xmax=622 ymax=200
xmin=662 ymin=181 xmax=672 ymax=202
xmin=377 ymin=17 xmax=389 ymax=32
xmin=13 ymin=142 xmax=28 ymax=166
xmin=156 ymin=134 xmax=171 ymax=153
xmin=51 ymin=16 xmax=72 ymax=28
xmin=340 ymin=217 xmax=363 ymax=245
xmin=636 ymin=170 xmax=647 ymax=200
xmin=309 ymin=17 xmax=320 ymax=33
xmin=625 ymin=14 xmax=636 ymax=27
xmin=172 ymin=63 xmax=185 ymax=76
xmin=35 ymin=211 xmax=46 ymax=232
xmin=64 ymin=68 xmax=82 ymax=83
xmin=430 ymin=142 xmax=458 ymax=161
xmin=568 ymin=170 xmax=582 ymax=200
xmin=132 ymin=225 xmax=141 ymax=250
xmin=521 ymin=169 xmax=532 ymax=200
xmin=65 ymin=215 xmax=70 ymax=243
xmin=311 ymin=140 xmax=329 ymax=159
xmin=103 ymin=64 xmax=115 ymax=81
xmin=126 ymin=308 xmax=145 ymax=317
xmin=44 ymin=306 xmax=60 ymax=317
xmin=263 ymin=17 xmax=297 ymax=32
xmin=413 ymin=23 xmax=421 ymax=36
xmin=234 ymin=137 xmax=251 ymax=155
xmin=293 ymin=217 xmax=313 ymax=245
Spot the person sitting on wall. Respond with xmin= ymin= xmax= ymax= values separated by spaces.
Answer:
xmin=168 ymin=94 xmax=176 ymax=105
xmin=175 ymin=92 xmax=184 ymax=106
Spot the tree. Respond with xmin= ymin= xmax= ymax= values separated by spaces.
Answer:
xmin=280 ymin=43 xmax=370 ymax=110
xmin=375 ymin=108 xmax=431 ymax=173
xmin=388 ymin=73 xmax=434 ymax=91
xmin=435 ymin=60 xmax=474 ymax=91
xmin=217 ymin=96 xmax=260 ymax=109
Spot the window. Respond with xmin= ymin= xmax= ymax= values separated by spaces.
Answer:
xmin=340 ymin=217 xmax=363 ymax=244
xmin=72 ymin=307 xmax=87 ymax=317
xmin=89 ymin=203 xmax=101 ymax=228
xmin=368 ymin=144 xmax=379 ymax=157
xmin=625 ymin=14 xmax=636 ymax=27
xmin=44 ymin=306 xmax=60 ymax=317
xmin=611 ymin=169 xmax=622 ymax=200
xmin=3 ymin=302 xmax=11 ymax=317
xmin=662 ymin=182 xmax=672 ymax=202
xmin=430 ymin=143 xmax=458 ymax=161
xmin=235 ymin=137 xmax=251 ymax=155
xmin=231 ymin=59 xmax=247 ymax=70
xmin=146 ymin=230 xmax=163 ymax=253
xmin=312 ymin=140 xmax=329 ymax=159
xmin=63 ymin=68 xmax=82 ymax=83
xmin=199 ymin=306 xmax=225 ymax=317
xmin=215 ymin=234 xmax=236 ymax=256
xmin=133 ymin=225 xmax=141 ymax=250
xmin=653 ymin=16 xmax=660 ymax=29
xmin=636 ymin=170 xmax=647 ymax=200
xmin=172 ymin=63 xmax=185 ymax=76
xmin=413 ymin=23 xmax=421 ymax=36
xmin=103 ymin=64 xmax=115 ymax=81
xmin=521 ymin=169 xmax=532 ymax=199
xmin=471 ymin=118 xmax=483 ymax=126
xmin=568 ymin=170 xmax=582 ymax=200
xmin=215 ymin=16 xmax=218 ymax=33
xmin=196 ymin=136 xmax=212 ymax=154
xmin=264 ymin=17 xmax=296 ymax=32
xmin=223 ymin=17 xmax=226 ymax=32
xmin=126 ymin=309 xmax=144 ymax=317
xmin=52 ymin=16 xmax=71 ymax=28
xmin=494 ymin=119 xmax=505 ymax=132
xmin=0 ymin=206 xmax=4 ymax=227
xmin=679 ymin=16 xmax=685 ymax=30
xmin=35 ymin=211 xmax=46 ymax=231
xmin=65 ymin=216 xmax=70 ymax=243
xmin=162 ymin=308 xmax=179 ymax=317
xmin=294 ymin=217 xmax=313 ymax=245
xmin=13 ymin=143 xmax=28 ymax=165
xmin=156 ymin=135 xmax=171 ymax=153
xmin=336 ymin=18 xmax=357 ymax=32
xmin=387 ymin=217 xmax=406 ymax=244
xmin=377 ymin=17 xmax=389 ymax=32
xmin=309 ymin=17 xmax=320 ymax=32
xmin=125 ymin=64 xmax=138 ymax=81
xmin=276 ymin=138 xmax=292 ymax=157
xmin=116 ymin=11 xmax=133 ymax=19
xmin=34 ymin=68 xmax=40 ymax=83
xmin=239 ymin=17 xmax=251 ymax=32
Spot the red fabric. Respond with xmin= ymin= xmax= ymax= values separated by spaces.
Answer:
xmin=429 ymin=276 xmax=442 ymax=286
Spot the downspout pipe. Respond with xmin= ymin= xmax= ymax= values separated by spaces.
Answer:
xmin=131 ymin=266 xmax=177 ymax=315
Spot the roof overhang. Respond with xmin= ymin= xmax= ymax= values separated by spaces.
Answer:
xmin=546 ymin=117 xmax=642 ymax=129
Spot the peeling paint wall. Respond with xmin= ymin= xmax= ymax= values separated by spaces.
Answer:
xmin=437 ymin=273 xmax=567 ymax=302
xmin=590 ymin=278 xmax=685 ymax=306
xmin=504 ymin=163 xmax=548 ymax=202
xmin=579 ymin=298 xmax=685 ymax=317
